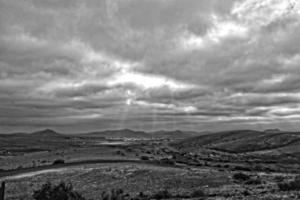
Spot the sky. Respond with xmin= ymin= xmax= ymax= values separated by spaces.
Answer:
xmin=1 ymin=0 xmax=300 ymax=133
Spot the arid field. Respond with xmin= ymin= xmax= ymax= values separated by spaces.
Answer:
xmin=1 ymin=129 xmax=300 ymax=199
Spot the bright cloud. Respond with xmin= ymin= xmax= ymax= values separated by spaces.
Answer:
xmin=232 ymin=0 xmax=299 ymax=26
xmin=207 ymin=17 xmax=248 ymax=42
xmin=108 ymin=71 xmax=195 ymax=91
xmin=1 ymin=0 xmax=300 ymax=132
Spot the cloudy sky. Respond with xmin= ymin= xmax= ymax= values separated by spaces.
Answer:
xmin=1 ymin=0 xmax=300 ymax=133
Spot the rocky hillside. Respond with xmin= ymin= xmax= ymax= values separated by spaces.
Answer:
xmin=173 ymin=129 xmax=300 ymax=153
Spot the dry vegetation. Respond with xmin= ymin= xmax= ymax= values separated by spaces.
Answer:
xmin=1 ymin=129 xmax=300 ymax=199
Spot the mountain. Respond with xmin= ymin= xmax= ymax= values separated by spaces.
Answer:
xmin=30 ymin=129 xmax=63 ymax=138
xmin=82 ymin=129 xmax=150 ymax=139
xmin=81 ymin=129 xmax=201 ymax=139
xmin=173 ymin=129 xmax=300 ymax=153
xmin=149 ymin=130 xmax=199 ymax=139
xmin=1 ymin=128 xmax=201 ymax=139
xmin=0 ymin=129 xmax=67 ymax=148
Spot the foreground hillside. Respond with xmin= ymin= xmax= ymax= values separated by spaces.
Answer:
xmin=168 ymin=129 xmax=300 ymax=174
xmin=173 ymin=129 xmax=300 ymax=153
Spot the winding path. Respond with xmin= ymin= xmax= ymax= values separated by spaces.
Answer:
xmin=0 ymin=159 xmax=179 ymax=180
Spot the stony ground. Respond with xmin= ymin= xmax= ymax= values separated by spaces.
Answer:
xmin=1 ymin=163 xmax=300 ymax=200
xmin=1 ymin=131 xmax=300 ymax=199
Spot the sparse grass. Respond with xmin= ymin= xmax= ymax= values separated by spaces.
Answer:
xmin=33 ymin=182 xmax=86 ymax=200
xmin=3 ymin=163 xmax=230 ymax=200
xmin=2 ymin=132 xmax=300 ymax=200
xmin=31 ymin=182 xmax=208 ymax=200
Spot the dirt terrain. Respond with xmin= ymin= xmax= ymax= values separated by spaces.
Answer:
xmin=0 ymin=129 xmax=300 ymax=199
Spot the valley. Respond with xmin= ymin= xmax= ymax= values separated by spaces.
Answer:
xmin=0 ymin=129 xmax=300 ymax=199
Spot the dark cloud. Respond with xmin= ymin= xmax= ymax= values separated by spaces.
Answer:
xmin=0 ymin=0 xmax=300 ymax=132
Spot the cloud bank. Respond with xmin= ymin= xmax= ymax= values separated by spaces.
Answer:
xmin=1 ymin=0 xmax=300 ymax=132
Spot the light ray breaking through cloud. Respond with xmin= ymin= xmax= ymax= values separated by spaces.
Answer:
xmin=1 ymin=0 xmax=300 ymax=133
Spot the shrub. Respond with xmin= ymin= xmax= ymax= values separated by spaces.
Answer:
xmin=278 ymin=176 xmax=300 ymax=191
xmin=224 ymin=164 xmax=230 ymax=168
xmin=234 ymin=166 xmax=251 ymax=171
xmin=264 ymin=167 xmax=276 ymax=173
xmin=190 ymin=189 xmax=206 ymax=197
xmin=17 ymin=165 xmax=23 ymax=169
xmin=116 ymin=151 xmax=125 ymax=156
xmin=214 ymin=164 xmax=222 ymax=168
xmin=52 ymin=159 xmax=65 ymax=165
xmin=140 ymin=156 xmax=150 ymax=161
xmin=242 ymin=190 xmax=250 ymax=196
xmin=133 ymin=192 xmax=149 ymax=200
xmin=274 ymin=175 xmax=285 ymax=182
xmin=33 ymin=182 xmax=86 ymax=200
xmin=233 ymin=173 xmax=250 ymax=181
xmin=100 ymin=189 xmax=129 ymax=200
xmin=159 ymin=158 xmax=175 ymax=165
xmin=253 ymin=165 xmax=264 ymax=171
xmin=245 ymin=178 xmax=262 ymax=185
xmin=152 ymin=189 xmax=171 ymax=199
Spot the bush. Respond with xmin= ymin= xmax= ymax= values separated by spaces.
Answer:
xmin=33 ymin=182 xmax=86 ymax=200
xmin=190 ymin=189 xmax=206 ymax=197
xmin=233 ymin=173 xmax=250 ymax=181
xmin=224 ymin=164 xmax=230 ymax=168
xmin=101 ymin=189 xmax=129 ymax=200
xmin=159 ymin=158 xmax=175 ymax=165
xmin=245 ymin=178 xmax=262 ymax=185
xmin=152 ymin=189 xmax=172 ymax=199
xmin=52 ymin=159 xmax=65 ymax=165
xmin=17 ymin=165 xmax=23 ymax=169
xmin=134 ymin=192 xmax=148 ymax=200
xmin=116 ymin=150 xmax=125 ymax=156
xmin=274 ymin=175 xmax=285 ymax=182
xmin=242 ymin=190 xmax=250 ymax=196
xmin=278 ymin=176 xmax=300 ymax=191
xmin=140 ymin=156 xmax=150 ymax=161
xmin=234 ymin=166 xmax=251 ymax=171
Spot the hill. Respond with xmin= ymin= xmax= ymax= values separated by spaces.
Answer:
xmin=1 ymin=128 xmax=198 ymax=139
xmin=81 ymin=129 xmax=200 ymax=139
xmin=0 ymin=129 xmax=70 ymax=151
xmin=173 ymin=129 xmax=300 ymax=153
xmin=149 ymin=130 xmax=200 ymax=139
xmin=82 ymin=129 xmax=150 ymax=139
xmin=30 ymin=129 xmax=63 ymax=138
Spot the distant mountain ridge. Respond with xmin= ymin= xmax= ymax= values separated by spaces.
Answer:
xmin=83 ymin=129 xmax=150 ymax=139
xmin=81 ymin=129 xmax=197 ymax=139
xmin=2 ymin=128 xmax=300 ymax=156
xmin=149 ymin=130 xmax=201 ymax=139
xmin=5 ymin=128 xmax=298 ymax=147
xmin=1 ymin=128 xmax=199 ymax=139
xmin=0 ymin=129 xmax=63 ymax=137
